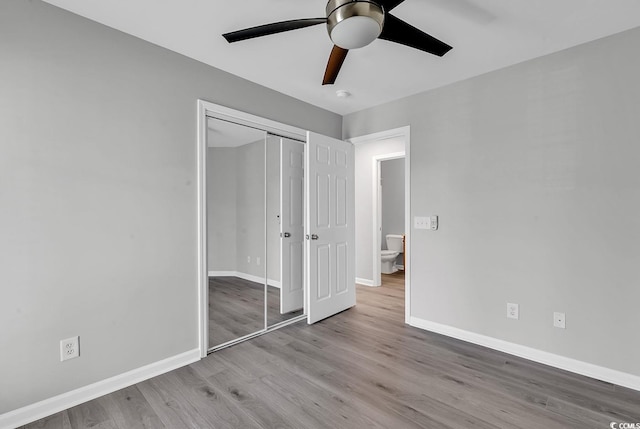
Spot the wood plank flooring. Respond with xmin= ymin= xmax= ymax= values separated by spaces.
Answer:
xmin=23 ymin=274 xmax=640 ymax=428
xmin=209 ymin=277 xmax=302 ymax=348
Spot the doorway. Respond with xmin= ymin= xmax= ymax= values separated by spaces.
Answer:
xmin=348 ymin=126 xmax=411 ymax=323
xmin=378 ymin=156 xmax=406 ymax=295
xmin=375 ymin=154 xmax=406 ymax=286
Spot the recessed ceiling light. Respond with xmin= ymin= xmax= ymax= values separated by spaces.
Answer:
xmin=336 ymin=90 xmax=352 ymax=98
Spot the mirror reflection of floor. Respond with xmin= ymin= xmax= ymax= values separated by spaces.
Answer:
xmin=208 ymin=276 xmax=303 ymax=349
xmin=267 ymin=284 xmax=303 ymax=327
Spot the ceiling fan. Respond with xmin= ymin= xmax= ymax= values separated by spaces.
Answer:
xmin=222 ymin=0 xmax=452 ymax=85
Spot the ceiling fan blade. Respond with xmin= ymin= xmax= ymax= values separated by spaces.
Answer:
xmin=379 ymin=13 xmax=452 ymax=57
xmin=223 ymin=18 xmax=326 ymax=43
xmin=376 ymin=0 xmax=407 ymax=12
xmin=322 ymin=45 xmax=349 ymax=85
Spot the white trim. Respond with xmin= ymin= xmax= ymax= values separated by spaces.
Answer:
xmin=347 ymin=126 xmax=411 ymax=323
xmin=349 ymin=127 xmax=408 ymax=145
xmin=263 ymin=137 xmax=268 ymax=330
xmin=409 ymin=317 xmax=640 ymax=392
xmin=355 ymin=277 xmax=376 ymax=287
xmin=269 ymin=280 xmax=282 ymax=289
xmin=0 ymin=349 xmax=200 ymax=429
xmin=201 ymin=102 xmax=306 ymax=141
xmin=208 ymin=270 xmax=235 ymax=277
xmin=196 ymin=100 xmax=208 ymax=358
xmin=208 ymin=271 xmax=281 ymax=288
xmin=405 ymin=128 xmax=411 ymax=324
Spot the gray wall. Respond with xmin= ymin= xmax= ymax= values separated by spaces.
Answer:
xmin=234 ymin=141 xmax=266 ymax=278
xmin=344 ymin=26 xmax=640 ymax=377
xmin=207 ymin=147 xmax=237 ymax=271
xmin=354 ymin=138 xmax=405 ymax=283
xmin=207 ymin=140 xmax=281 ymax=283
xmin=381 ymin=158 xmax=405 ymax=250
xmin=0 ymin=0 xmax=340 ymax=414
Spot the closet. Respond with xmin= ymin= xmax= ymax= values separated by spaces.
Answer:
xmin=197 ymin=100 xmax=356 ymax=354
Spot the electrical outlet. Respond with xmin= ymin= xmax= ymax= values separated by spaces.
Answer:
xmin=60 ymin=336 xmax=79 ymax=361
xmin=507 ymin=303 xmax=519 ymax=320
xmin=554 ymin=312 xmax=566 ymax=329
xmin=247 ymin=256 xmax=251 ymax=263
xmin=256 ymin=257 xmax=261 ymax=266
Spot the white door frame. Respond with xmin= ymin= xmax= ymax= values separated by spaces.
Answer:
xmin=347 ymin=126 xmax=411 ymax=323
xmin=196 ymin=100 xmax=306 ymax=357
xmin=373 ymin=152 xmax=405 ymax=286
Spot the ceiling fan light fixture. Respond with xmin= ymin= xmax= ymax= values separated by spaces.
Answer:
xmin=326 ymin=0 xmax=384 ymax=49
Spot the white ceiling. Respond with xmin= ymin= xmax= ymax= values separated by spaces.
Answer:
xmin=43 ymin=0 xmax=640 ymax=115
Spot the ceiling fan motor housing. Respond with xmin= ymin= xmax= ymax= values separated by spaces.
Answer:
xmin=326 ymin=0 xmax=385 ymax=49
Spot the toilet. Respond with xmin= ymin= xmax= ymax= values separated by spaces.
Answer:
xmin=381 ymin=234 xmax=404 ymax=274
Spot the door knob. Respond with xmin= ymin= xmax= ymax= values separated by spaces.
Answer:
xmin=282 ymin=232 xmax=291 ymax=238
xmin=311 ymin=234 xmax=319 ymax=240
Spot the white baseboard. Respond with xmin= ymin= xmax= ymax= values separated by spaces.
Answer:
xmin=355 ymin=277 xmax=377 ymax=287
xmin=208 ymin=271 xmax=281 ymax=288
xmin=0 ymin=348 xmax=200 ymax=429
xmin=409 ymin=316 xmax=640 ymax=392
xmin=209 ymin=270 xmax=235 ymax=277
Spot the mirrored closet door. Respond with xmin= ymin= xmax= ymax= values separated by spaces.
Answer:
xmin=207 ymin=119 xmax=267 ymax=349
xmin=207 ymin=119 xmax=306 ymax=351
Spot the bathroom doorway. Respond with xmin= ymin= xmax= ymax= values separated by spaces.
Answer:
xmin=349 ymin=126 xmax=410 ymax=323
xmin=376 ymin=155 xmax=406 ymax=286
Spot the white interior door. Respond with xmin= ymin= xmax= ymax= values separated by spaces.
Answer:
xmin=306 ymin=132 xmax=355 ymax=324
xmin=280 ymin=138 xmax=305 ymax=314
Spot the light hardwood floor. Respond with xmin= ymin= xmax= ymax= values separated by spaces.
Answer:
xmin=22 ymin=274 xmax=640 ymax=428
xmin=208 ymin=276 xmax=302 ymax=348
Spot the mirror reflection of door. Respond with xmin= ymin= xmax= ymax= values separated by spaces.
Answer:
xmin=267 ymin=135 xmax=304 ymax=327
xmin=207 ymin=118 xmax=267 ymax=349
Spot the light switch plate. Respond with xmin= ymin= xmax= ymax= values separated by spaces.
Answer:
xmin=430 ymin=216 xmax=438 ymax=230
xmin=414 ymin=216 xmax=430 ymax=230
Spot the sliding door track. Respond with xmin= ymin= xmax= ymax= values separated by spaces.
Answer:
xmin=207 ymin=314 xmax=307 ymax=354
